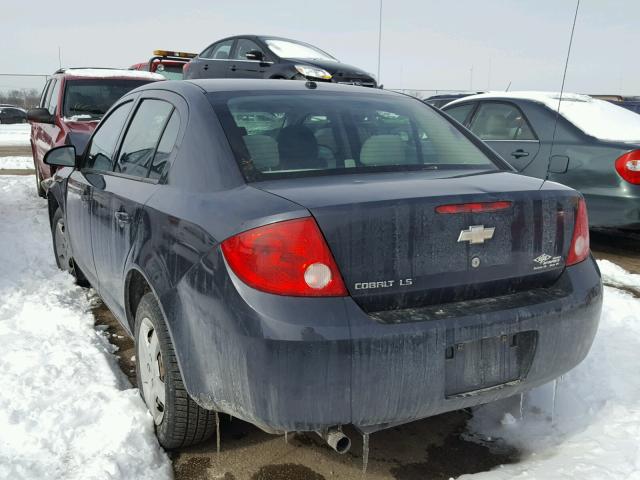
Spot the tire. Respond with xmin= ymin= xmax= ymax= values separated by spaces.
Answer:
xmin=51 ymin=208 xmax=89 ymax=286
xmin=135 ymin=292 xmax=216 ymax=449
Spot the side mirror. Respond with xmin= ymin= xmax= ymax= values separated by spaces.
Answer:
xmin=44 ymin=145 xmax=76 ymax=168
xmin=27 ymin=107 xmax=54 ymax=124
xmin=245 ymin=50 xmax=264 ymax=61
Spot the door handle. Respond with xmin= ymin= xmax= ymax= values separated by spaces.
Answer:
xmin=511 ymin=149 xmax=530 ymax=159
xmin=203 ymin=64 xmax=209 ymax=70
xmin=229 ymin=65 xmax=237 ymax=71
xmin=114 ymin=211 xmax=131 ymax=226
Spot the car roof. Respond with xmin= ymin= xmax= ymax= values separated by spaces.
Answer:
xmin=210 ymin=34 xmax=315 ymax=43
xmin=53 ymin=68 xmax=164 ymax=81
xmin=444 ymin=90 xmax=593 ymax=109
xmin=426 ymin=92 xmax=481 ymax=100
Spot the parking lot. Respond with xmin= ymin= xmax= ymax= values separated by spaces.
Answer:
xmin=2 ymin=128 xmax=638 ymax=479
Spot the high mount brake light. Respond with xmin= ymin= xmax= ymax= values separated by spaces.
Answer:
xmin=221 ymin=217 xmax=347 ymax=297
xmin=615 ymin=150 xmax=640 ymax=185
xmin=435 ymin=201 xmax=512 ymax=214
xmin=566 ymin=198 xmax=590 ymax=266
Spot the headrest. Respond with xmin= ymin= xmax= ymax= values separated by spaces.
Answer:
xmin=243 ymin=134 xmax=279 ymax=170
xmin=360 ymin=134 xmax=406 ymax=166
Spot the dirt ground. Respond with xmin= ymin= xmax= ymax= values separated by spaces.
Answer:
xmin=1 ymin=157 xmax=638 ymax=479
xmin=0 ymin=145 xmax=34 ymax=176
xmin=0 ymin=145 xmax=31 ymax=156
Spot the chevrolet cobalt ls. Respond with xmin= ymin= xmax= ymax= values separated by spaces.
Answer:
xmin=44 ymin=80 xmax=602 ymax=450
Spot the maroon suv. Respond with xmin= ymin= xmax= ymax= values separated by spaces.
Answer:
xmin=27 ymin=68 xmax=163 ymax=196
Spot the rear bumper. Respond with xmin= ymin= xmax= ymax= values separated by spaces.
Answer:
xmin=171 ymin=253 xmax=602 ymax=433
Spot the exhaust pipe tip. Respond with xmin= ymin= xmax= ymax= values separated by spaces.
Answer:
xmin=318 ymin=429 xmax=351 ymax=454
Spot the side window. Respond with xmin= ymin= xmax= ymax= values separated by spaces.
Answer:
xmin=116 ymin=99 xmax=174 ymax=178
xmin=48 ymin=80 xmax=62 ymax=116
xmin=43 ymin=79 xmax=57 ymax=112
xmin=207 ymin=40 xmax=234 ymax=60
xmin=39 ymin=80 xmax=52 ymax=108
xmin=85 ymin=102 xmax=133 ymax=171
xmin=233 ymin=39 xmax=263 ymax=60
xmin=150 ymin=110 xmax=180 ymax=180
xmin=469 ymin=102 xmax=537 ymax=141
xmin=445 ymin=104 xmax=474 ymax=125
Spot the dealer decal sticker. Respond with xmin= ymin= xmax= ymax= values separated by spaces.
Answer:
xmin=532 ymin=253 xmax=562 ymax=270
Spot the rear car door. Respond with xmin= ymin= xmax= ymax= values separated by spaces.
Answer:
xmin=229 ymin=38 xmax=270 ymax=78
xmin=467 ymin=101 xmax=540 ymax=171
xmin=90 ymin=95 xmax=180 ymax=320
xmin=194 ymin=40 xmax=235 ymax=79
xmin=67 ymin=101 xmax=134 ymax=287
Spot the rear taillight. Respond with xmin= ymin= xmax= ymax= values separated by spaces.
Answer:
xmin=221 ymin=217 xmax=347 ymax=297
xmin=566 ymin=198 xmax=589 ymax=266
xmin=436 ymin=201 xmax=512 ymax=214
xmin=615 ymin=150 xmax=640 ymax=185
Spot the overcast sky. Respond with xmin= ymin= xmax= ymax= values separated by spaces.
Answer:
xmin=2 ymin=0 xmax=638 ymax=95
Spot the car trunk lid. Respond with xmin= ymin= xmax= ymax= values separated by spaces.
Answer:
xmin=254 ymin=170 xmax=578 ymax=313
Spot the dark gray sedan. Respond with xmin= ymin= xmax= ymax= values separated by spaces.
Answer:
xmin=43 ymin=80 xmax=602 ymax=451
xmin=443 ymin=92 xmax=640 ymax=230
xmin=0 ymin=106 xmax=27 ymax=124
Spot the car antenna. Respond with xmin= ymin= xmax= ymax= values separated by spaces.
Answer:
xmin=546 ymin=0 xmax=580 ymax=180
xmin=505 ymin=81 xmax=511 ymax=92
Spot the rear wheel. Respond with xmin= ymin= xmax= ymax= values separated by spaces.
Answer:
xmin=135 ymin=292 xmax=216 ymax=449
xmin=51 ymin=208 xmax=89 ymax=286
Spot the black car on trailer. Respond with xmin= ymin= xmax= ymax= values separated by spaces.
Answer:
xmin=184 ymin=35 xmax=377 ymax=87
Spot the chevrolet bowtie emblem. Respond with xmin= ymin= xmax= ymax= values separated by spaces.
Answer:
xmin=458 ymin=225 xmax=495 ymax=244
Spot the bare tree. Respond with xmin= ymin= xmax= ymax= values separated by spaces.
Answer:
xmin=0 ymin=88 xmax=41 ymax=109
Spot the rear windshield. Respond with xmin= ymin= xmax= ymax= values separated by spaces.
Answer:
xmin=63 ymin=79 xmax=151 ymax=120
xmin=209 ymin=91 xmax=498 ymax=181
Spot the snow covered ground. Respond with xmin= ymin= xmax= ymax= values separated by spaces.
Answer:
xmin=0 ymin=176 xmax=171 ymax=480
xmin=0 ymin=170 xmax=639 ymax=480
xmin=599 ymin=259 xmax=640 ymax=291
xmin=465 ymin=269 xmax=640 ymax=479
xmin=0 ymin=156 xmax=32 ymax=170
xmin=0 ymin=124 xmax=30 ymax=147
